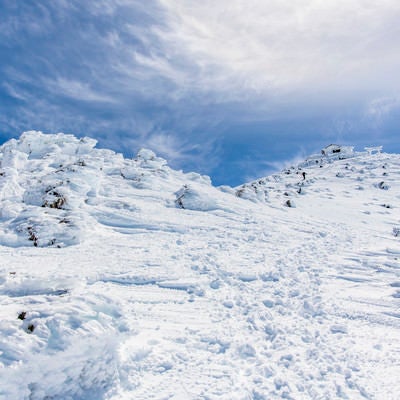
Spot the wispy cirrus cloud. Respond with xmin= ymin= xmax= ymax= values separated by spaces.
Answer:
xmin=155 ymin=0 xmax=400 ymax=98
xmin=6 ymin=1 xmax=399 ymax=118
xmin=366 ymin=95 xmax=400 ymax=120
xmin=44 ymin=77 xmax=116 ymax=103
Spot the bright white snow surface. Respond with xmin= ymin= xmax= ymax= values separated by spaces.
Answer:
xmin=0 ymin=131 xmax=399 ymax=399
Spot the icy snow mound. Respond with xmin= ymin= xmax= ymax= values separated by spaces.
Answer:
xmin=0 ymin=132 xmax=100 ymax=247
xmin=0 ymin=131 xmax=229 ymax=247
xmin=174 ymin=184 xmax=229 ymax=211
xmin=0 ymin=271 xmax=123 ymax=399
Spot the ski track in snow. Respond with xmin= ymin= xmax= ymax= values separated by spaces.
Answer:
xmin=0 ymin=132 xmax=399 ymax=399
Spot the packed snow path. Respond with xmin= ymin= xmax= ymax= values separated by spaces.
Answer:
xmin=0 ymin=132 xmax=399 ymax=399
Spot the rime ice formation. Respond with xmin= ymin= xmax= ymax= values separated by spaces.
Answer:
xmin=0 ymin=132 xmax=399 ymax=399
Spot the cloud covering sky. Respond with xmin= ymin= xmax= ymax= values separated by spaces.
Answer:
xmin=1 ymin=0 xmax=399 ymax=185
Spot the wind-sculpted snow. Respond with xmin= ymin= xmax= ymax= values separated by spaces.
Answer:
xmin=0 ymin=131 xmax=220 ymax=248
xmin=0 ymin=132 xmax=400 ymax=399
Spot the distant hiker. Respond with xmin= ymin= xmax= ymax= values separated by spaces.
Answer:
xmin=302 ymin=172 xmax=306 ymax=180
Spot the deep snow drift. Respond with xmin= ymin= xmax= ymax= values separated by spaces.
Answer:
xmin=0 ymin=132 xmax=399 ymax=399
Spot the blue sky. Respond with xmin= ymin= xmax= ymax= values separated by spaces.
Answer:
xmin=1 ymin=1 xmax=399 ymax=186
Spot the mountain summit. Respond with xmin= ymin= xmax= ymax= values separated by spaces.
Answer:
xmin=0 ymin=132 xmax=399 ymax=399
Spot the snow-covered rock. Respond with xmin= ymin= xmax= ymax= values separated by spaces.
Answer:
xmin=175 ymin=184 xmax=223 ymax=211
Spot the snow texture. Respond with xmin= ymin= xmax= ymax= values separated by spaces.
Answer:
xmin=0 ymin=131 xmax=399 ymax=399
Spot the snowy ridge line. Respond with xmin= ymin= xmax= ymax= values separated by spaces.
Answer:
xmin=0 ymin=130 xmax=396 ymax=249
xmin=235 ymin=144 xmax=396 ymax=206
xmin=0 ymin=131 xmax=233 ymax=248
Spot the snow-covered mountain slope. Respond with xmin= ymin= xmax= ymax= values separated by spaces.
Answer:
xmin=0 ymin=132 xmax=399 ymax=400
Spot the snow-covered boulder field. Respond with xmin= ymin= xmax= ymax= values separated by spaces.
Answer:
xmin=0 ymin=132 xmax=399 ymax=399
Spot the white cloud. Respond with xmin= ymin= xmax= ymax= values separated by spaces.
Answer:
xmin=240 ymin=149 xmax=310 ymax=183
xmin=262 ymin=151 xmax=308 ymax=173
xmin=46 ymin=78 xmax=117 ymax=103
xmin=117 ymin=130 xmax=222 ymax=174
xmin=4 ymin=1 xmax=400 ymax=112
xmin=362 ymin=94 xmax=400 ymax=137
xmin=152 ymin=0 xmax=400 ymax=100
xmin=367 ymin=95 xmax=400 ymax=119
xmin=2 ymin=82 xmax=28 ymax=101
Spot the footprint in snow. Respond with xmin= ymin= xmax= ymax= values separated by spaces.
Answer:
xmin=262 ymin=299 xmax=274 ymax=308
xmin=330 ymin=325 xmax=348 ymax=334
xmin=392 ymin=291 xmax=400 ymax=298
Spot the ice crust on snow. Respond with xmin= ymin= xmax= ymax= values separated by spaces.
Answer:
xmin=0 ymin=131 xmax=400 ymax=399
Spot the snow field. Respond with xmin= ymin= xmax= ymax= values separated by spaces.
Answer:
xmin=0 ymin=132 xmax=399 ymax=399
